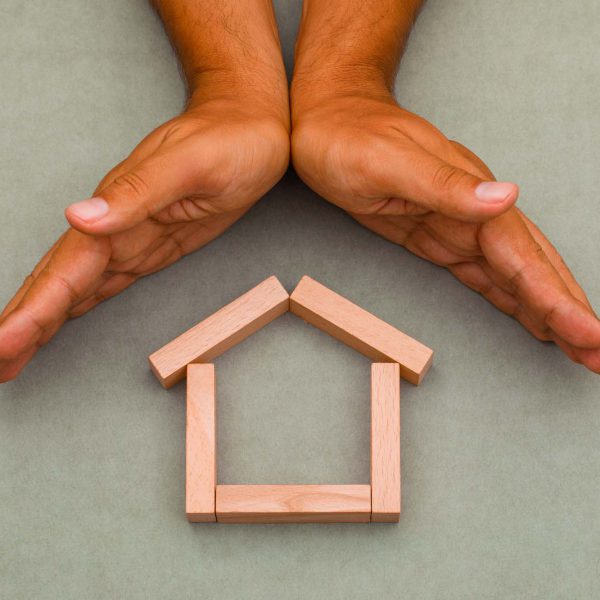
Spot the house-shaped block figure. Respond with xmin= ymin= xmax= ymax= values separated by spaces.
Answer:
xmin=149 ymin=276 xmax=433 ymax=523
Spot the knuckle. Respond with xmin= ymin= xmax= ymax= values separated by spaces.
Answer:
xmin=431 ymin=163 xmax=467 ymax=195
xmin=22 ymin=273 xmax=35 ymax=288
xmin=508 ymin=264 xmax=528 ymax=293
xmin=543 ymin=302 xmax=562 ymax=329
xmin=51 ymin=272 xmax=80 ymax=304
xmin=20 ymin=306 xmax=47 ymax=334
xmin=508 ymin=245 xmax=543 ymax=295
xmin=112 ymin=171 xmax=149 ymax=199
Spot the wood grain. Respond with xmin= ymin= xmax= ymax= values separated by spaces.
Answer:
xmin=371 ymin=363 xmax=401 ymax=522
xmin=290 ymin=275 xmax=433 ymax=384
xmin=216 ymin=485 xmax=371 ymax=523
xmin=186 ymin=364 xmax=216 ymax=522
xmin=149 ymin=276 xmax=289 ymax=388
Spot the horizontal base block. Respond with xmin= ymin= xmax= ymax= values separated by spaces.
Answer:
xmin=216 ymin=484 xmax=371 ymax=524
xmin=217 ymin=513 xmax=369 ymax=524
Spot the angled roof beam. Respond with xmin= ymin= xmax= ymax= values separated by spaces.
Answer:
xmin=149 ymin=276 xmax=289 ymax=388
xmin=290 ymin=276 xmax=433 ymax=384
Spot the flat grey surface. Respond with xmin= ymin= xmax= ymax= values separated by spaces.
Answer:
xmin=1 ymin=1 xmax=599 ymax=598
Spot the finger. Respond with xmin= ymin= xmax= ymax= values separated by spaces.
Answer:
xmin=370 ymin=141 xmax=519 ymax=222
xmin=548 ymin=330 xmax=600 ymax=373
xmin=69 ymin=211 xmax=247 ymax=318
xmin=69 ymin=272 xmax=138 ymax=318
xmin=0 ymin=318 xmax=66 ymax=383
xmin=401 ymin=226 xmax=471 ymax=267
xmin=0 ymin=232 xmax=67 ymax=321
xmin=449 ymin=258 xmax=598 ymax=355
xmin=65 ymin=140 xmax=210 ymax=236
xmin=0 ymin=346 xmax=38 ymax=383
xmin=0 ymin=316 xmax=66 ymax=383
xmin=447 ymin=261 xmax=551 ymax=341
xmin=91 ymin=140 xmax=160 ymax=196
xmin=449 ymin=141 xmax=496 ymax=180
xmin=479 ymin=209 xmax=599 ymax=365
xmin=127 ymin=210 xmax=248 ymax=277
xmin=572 ymin=346 xmax=600 ymax=373
xmin=517 ymin=208 xmax=595 ymax=312
xmin=479 ymin=211 xmax=600 ymax=349
xmin=0 ymin=231 xmax=109 ymax=362
xmin=86 ymin=119 xmax=179 ymax=198
xmin=448 ymin=261 xmax=518 ymax=315
xmin=549 ymin=332 xmax=582 ymax=364
xmin=476 ymin=256 xmax=595 ymax=356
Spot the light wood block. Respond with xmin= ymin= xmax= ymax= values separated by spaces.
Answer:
xmin=216 ymin=485 xmax=371 ymax=523
xmin=149 ymin=276 xmax=289 ymax=388
xmin=186 ymin=364 xmax=216 ymax=522
xmin=371 ymin=363 xmax=400 ymax=522
xmin=290 ymin=275 xmax=433 ymax=384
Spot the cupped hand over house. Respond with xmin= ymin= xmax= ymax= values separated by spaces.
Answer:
xmin=0 ymin=100 xmax=290 ymax=382
xmin=291 ymin=94 xmax=600 ymax=373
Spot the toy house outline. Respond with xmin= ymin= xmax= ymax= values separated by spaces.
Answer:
xmin=149 ymin=275 xmax=433 ymax=523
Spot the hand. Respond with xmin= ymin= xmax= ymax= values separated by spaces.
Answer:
xmin=291 ymin=94 xmax=600 ymax=373
xmin=0 ymin=100 xmax=289 ymax=382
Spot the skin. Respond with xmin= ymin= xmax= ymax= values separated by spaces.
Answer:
xmin=291 ymin=0 xmax=600 ymax=373
xmin=0 ymin=0 xmax=289 ymax=382
xmin=1 ymin=0 xmax=598 ymax=382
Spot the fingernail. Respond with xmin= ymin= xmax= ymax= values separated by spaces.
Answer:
xmin=475 ymin=182 xmax=517 ymax=203
xmin=67 ymin=197 xmax=109 ymax=223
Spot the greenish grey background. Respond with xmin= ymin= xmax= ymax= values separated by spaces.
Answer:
xmin=1 ymin=1 xmax=599 ymax=598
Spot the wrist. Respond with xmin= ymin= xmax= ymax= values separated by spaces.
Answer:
xmin=291 ymin=0 xmax=423 ymax=123
xmin=187 ymin=64 xmax=290 ymax=131
xmin=291 ymin=66 xmax=394 ymax=124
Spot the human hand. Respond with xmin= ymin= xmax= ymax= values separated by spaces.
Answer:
xmin=0 ymin=99 xmax=289 ymax=382
xmin=291 ymin=93 xmax=600 ymax=373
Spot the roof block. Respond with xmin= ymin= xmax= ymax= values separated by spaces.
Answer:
xmin=290 ymin=276 xmax=433 ymax=384
xmin=149 ymin=276 xmax=289 ymax=388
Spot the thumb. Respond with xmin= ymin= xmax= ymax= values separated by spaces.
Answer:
xmin=65 ymin=148 xmax=200 ymax=235
xmin=375 ymin=146 xmax=519 ymax=222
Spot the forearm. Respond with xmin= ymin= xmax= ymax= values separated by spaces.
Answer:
xmin=292 ymin=0 xmax=423 ymax=115
xmin=151 ymin=0 xmax=288 ymax=125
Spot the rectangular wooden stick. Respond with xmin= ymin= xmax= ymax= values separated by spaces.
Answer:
xmin=216 ymin=485 xmax=371 ymax=523
xmin=149 ymin=276 xmax=289 ymax=388
xmin=290 ymin=275 xmax=433 ymax=384
xmin=186 ymin=364 xmax=216 ymax=522
xmin=371 ymin=363 xmax=401 ymax=522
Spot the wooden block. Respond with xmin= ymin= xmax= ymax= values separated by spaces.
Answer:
xmin=371 ymin=363 xmax=400 ymax=522
xmin=290 ymin=275 xmax=432 ymax=384
xmin=149 ymin=276 xmax=289 ymax=388
xmin=216 ymin=485 xmax=371 ymax=523
xmin=186 ymin=364 xmax=216 ymax=522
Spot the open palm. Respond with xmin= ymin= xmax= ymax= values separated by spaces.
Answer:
xmin=292 ymin=96 xmax=600 ymax=372
xmin=0 ymin=103 xmax=289 ymax=382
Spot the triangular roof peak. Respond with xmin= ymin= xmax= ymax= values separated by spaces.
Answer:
xmin=149 ymin=275 xmax=433 ymax=388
